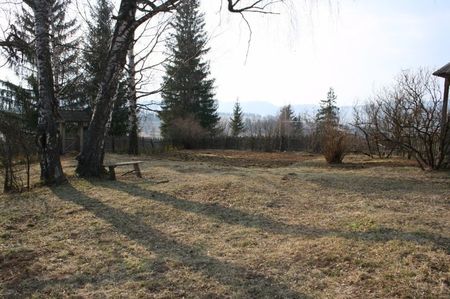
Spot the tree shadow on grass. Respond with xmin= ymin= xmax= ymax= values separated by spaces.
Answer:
xmin=298 ymin=172 xmax=449 ymax=195
xmin=50 ymin=183 xmax=307 ymax=298
xmin=2 ymin=255 xmax=173 ymax=298
xmin=99 ymin=180 xmax=450 ymax=254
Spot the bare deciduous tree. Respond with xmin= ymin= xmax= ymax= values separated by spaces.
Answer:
xmin=354 ymin=68 xmax=448 ymax=170
xmin=353 ymin=102 xmax=395 ymax=158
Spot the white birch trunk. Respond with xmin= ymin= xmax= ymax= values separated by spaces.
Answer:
xmin=31 ymin=0 xmax=66 ymax=185
xmin=76 ymin=0 xmax=137 ymax=177
xmin=128 ymin=34 xmax=139 ymax=155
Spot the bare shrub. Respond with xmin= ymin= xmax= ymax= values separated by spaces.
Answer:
xmin=0 ymin=112 xmax=36 ymax=192
xmin=353 ymin=103 xmax=396 ymax=158
xmin=354 ymin=68 xmax=448 ymax=170
xmin=321 ymin=125 xmax=348 ymax=164
xmin=167 ymin=116 xmax=208 ymax=149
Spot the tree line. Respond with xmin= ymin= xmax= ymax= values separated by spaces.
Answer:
xmin=216 ymin=70 xmax=449 ymax=169
xmin=0 ymin=0 xmax=448 ymax=192
xmin=0 ymin=0 xmax=282 ymax=189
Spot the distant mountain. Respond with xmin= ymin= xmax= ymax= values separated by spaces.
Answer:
xmin=140 ymin=112 xmax=161 ymax=137
xmin=218 ymin=101 xmax=279 ymax=116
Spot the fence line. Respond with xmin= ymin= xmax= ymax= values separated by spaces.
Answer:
xmin=103 ymin=135 xmax=321 ymax=154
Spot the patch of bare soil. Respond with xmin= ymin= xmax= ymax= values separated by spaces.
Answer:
xmin=158 ymin=149 xmax=317 ymax=167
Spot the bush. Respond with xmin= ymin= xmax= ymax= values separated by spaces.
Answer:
xmin=167 ymin=116 xmax=208 ymax=149
xmin=0 ymin=112 xmax=36 ymax=192
xmin=321 ymin=126 xmax=348 ymax=164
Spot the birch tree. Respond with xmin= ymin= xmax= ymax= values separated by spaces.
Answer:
xmin=24 ymin=0 xmax=66 ymax=184
xmin=1 ymin=0 xmax=80 ymax=185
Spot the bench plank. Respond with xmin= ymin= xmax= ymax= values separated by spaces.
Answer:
xmin=104 ymin=161 xmax=144 ymax=167
xmin=104 ymin=161 xmax=144 ymax=180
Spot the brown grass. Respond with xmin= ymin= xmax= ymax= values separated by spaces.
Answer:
xmin=1 ymin=150 xmax=449 ymax=298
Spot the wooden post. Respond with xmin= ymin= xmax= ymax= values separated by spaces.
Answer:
xmin=442 ymin=78 xmax=449 ymax=131
xmin=79 ymin=123 xmax=84 ymax=152
xmin=133 ymin=163 xmax=142 ymax=178
xmin=441 ymin=78 xmax=449 ymax=164
xmin=108 ymin=166 xmax=116 ymax=180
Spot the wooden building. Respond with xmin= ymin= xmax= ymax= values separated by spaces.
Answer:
xmin=56 ymin=110 xmax=91 ymax=154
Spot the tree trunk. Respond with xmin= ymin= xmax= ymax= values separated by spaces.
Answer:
xmin=111 ymin=136 xmax=115 ymax=153
xmin=33 ymin=0 xmax=66 ymax=185
xmin=76 ymin=1 xmax=137 ymax=177
xmin=128 ymin=34 xmax=139 ymax=155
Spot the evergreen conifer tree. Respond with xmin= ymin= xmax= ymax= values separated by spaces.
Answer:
xmin=315 ymin=87 xmax=346 ymax=163
xmin=279 ymin=104 xmax=296 ymax=151
xmin=230 ymin=100 xmax=245 ymax=137
xmin=83 ymin=0 xmax=114 ymax=109
xmin=17 ymin=0 xmax=81 ymax=109
xmin=292 ymin=113 xmax=304 ymax=137
xmin=49 ymin=0 xmax=82 ymax=108
xmin=316 ymin=87 xmax=339 ymax=125
xmin=1 ymin=0 xmax=81 ymax=111
xmin=159 ymin=0 xmax=219 ymax=145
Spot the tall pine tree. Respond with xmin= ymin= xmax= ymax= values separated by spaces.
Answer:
xmin=18 ymin=0 xmax=81 ymax=109
xmin=159 ymin=0 xmax=219 ymax=146
xmin=83 ymin=0 xmax=114 ymax=109
xmin=316 ymin=87 xmax=339 ymax=126
xmin=315 ymin=87 xmax=346 ymax=163
xmin=49 ymin=0 xmax=82 ymax=108
xmin=1 ymin=0 xmax=81 ymax=112
xmin=278 ymin=104 xmax=296 ymax=151
xmin=230 ymin=100 xmax=245 ymax=137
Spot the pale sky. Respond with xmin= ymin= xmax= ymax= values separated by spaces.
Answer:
xmin=1 ymin=0 xmax=449 ymax=112
xmin=201 ymin=0 xmax=450 ymax=108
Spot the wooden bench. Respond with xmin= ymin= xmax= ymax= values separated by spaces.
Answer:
xmin=104 ymin=161 xmax=144 ymax=180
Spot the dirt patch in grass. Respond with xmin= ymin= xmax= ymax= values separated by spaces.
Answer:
xmin=1 ymin=151 xmax=449 ymax=298
xmin=156 ymin=149 xmax=317 ymax=168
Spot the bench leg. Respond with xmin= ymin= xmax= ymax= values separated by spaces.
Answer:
xmin=108 ymin=166 xmax=116 ymax=180
xmin=133 ymin=163 xmax=142 ymax=178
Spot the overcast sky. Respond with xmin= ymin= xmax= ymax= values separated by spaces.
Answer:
xmin=201 ymin=0 xmax=450 ymax=108
xmin=1 ymin=0 xmax=449 ymax=112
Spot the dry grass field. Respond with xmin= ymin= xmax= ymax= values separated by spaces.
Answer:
xmin=1 ymin=150 xmax=449 ymax=298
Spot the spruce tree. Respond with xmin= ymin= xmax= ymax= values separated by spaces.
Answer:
xmin=230 ymin=100 xmax=245 ymax=137
xmin=2 ymin=0 xmax=81 ymax=111
xmin=83 ymin=0 xmax=114 ymax=109
xmin=0 ymin=81 xmax=37 ymax=130
xmin=315 ymin=87 xmax=346 ymax=163
xmin=50 ymin=0 xmax=82 ymax=108
xmin=160 ymin=0 xmax=219 ymax=145
xmin=278 ymin=104 xmax=296 ymax=151
xmin=16 ymin=0 xmax=81 ymax=109
xmin=316 ymin=87 xmax=339 ymax=125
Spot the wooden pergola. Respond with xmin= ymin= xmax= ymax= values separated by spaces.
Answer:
xmin=56 ymin=110 xmax=91 ymax=154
